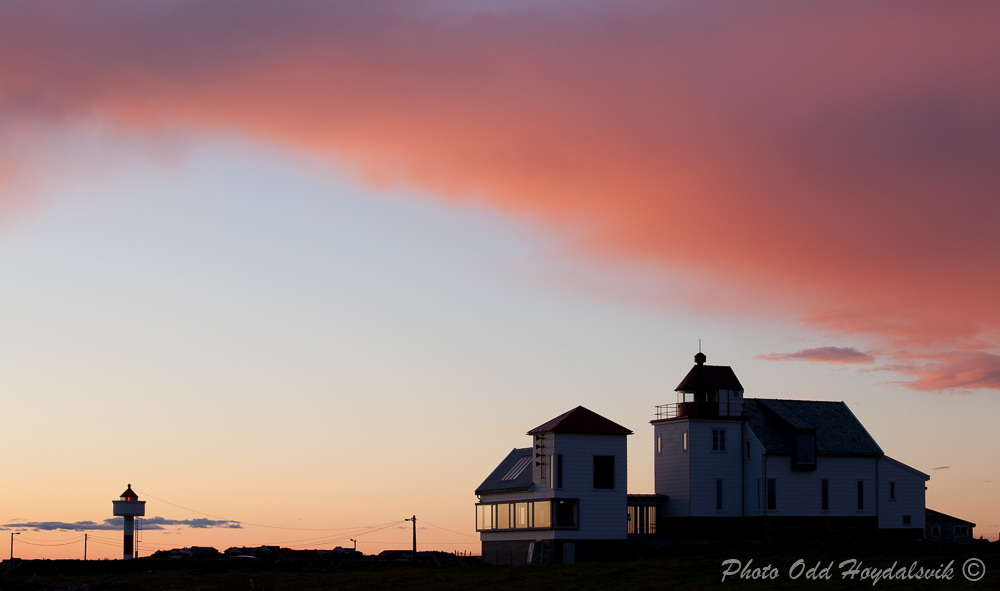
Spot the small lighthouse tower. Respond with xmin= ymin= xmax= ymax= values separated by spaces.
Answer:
xmin=112 ymin=484 xmax=145 ymax=560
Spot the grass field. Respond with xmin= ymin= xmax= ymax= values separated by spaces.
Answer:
xmin=2 ymin=540 xmax=997 ymax=591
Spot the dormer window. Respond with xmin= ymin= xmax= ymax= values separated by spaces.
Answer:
xmin=792 ymin=431 xmax=816 ymax=471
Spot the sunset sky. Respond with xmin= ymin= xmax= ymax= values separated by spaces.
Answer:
xmin=2 ymin=1 xmax=999 ymax=558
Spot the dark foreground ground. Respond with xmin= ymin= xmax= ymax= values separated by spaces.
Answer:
xmin=2 ymin=539 xmax=997 ymax=591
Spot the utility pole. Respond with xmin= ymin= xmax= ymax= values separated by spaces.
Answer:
xmin=84 ymin=534 xmax=88 ymax=561
xmin=350 ymin=538 xmax=356 ymax=552
xmin=405 ymin=515 xmax=416 ymax=555
xmin=10 ymin=532 xmax=18 ymax=560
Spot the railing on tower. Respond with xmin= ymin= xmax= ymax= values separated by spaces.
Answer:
xmin=654 ymin=400 xmax=744 ymax=420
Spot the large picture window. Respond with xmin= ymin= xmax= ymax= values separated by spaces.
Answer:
xmin=475 ymin=499 xmax=578 ymax=531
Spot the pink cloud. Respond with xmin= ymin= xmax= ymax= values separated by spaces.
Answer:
xmin=2 ymin=1 xmax=1000 ymax=389
xmin=886 ymin=351 xmax=1000 ymax=392
xmin=756 ymin=347 xmax=875 ymax=365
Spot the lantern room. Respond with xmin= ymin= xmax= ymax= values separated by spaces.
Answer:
xmin=113 ymin=484 xmax=145 ymax=516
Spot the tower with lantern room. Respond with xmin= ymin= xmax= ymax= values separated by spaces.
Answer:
xmin=112 ymin=484 xmax=145 ymax=560
xmin=652 ymin=352 xmax=745 ymax=517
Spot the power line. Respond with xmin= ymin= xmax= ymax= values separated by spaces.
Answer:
xmin=419 ymin=519 xmax=479 ymax=539
xmin=16 ymin=539 xmax=83 ymax=547
xmin=283 ymin=521 xmax=404 ymax=549
xmin=17 ymin=534 xmax=85 ymax=543
xmin=274 ymin=520 xmax=404 ymax=547
xmin=134 ymin=488 xmax=399 ymax=531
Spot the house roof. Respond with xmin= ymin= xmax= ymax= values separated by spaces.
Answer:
xmin=882 ymin=456 xmax=930 ymax=480
xmin=526 ymin=406 xmax=633 ymax=435
xmin=675 ymin=359 xmax=744 ymax=391
xmin=926 ymin=508 xmax=976 ymax=527
xmin=744 ymin=399 xmax=883 ymax=456
xmin=475 ymin=448 xmax=535 ymax=495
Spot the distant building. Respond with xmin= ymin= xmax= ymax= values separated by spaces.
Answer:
xmin=925 ymin=509 xmax=976 ymax=544
xmin=475 ymin=406 xmax=632 ymax=565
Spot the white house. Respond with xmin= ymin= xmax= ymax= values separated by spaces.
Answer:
xmin=475 ymin=406 xmax=631 ymax=564
xmin=651 ymin=352 xmax=929 ymax=541
xmin=476 ymin=352 xmax=940 ymax=556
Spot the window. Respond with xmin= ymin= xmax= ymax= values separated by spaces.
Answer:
xmin=821 ymin=479 xmax=829 ymax=511
xmin=550 ymin=454 xmax=563 ymax=489
xmin=516 ymin=502 xmax=529 ymax=528
xmin=476 ymin=504 xmax=493 ymax=530
xmin=902 ymin=515 xmax=912 ymax=526
xmin=594 ymin=455 xmax=615 ymax=489
xmin=683 ymin=431 xmax=688 ymax=451
xmin=712 ymin=429 xmax=726 ymax=451
xmin=767 ymin=478 xmax=777 ymax=511
xmin=716 ymin=480 xmax=723 ymax=511
xmin=534 ymin=501 xmax=551 ymax=528
xmin=794 ymin=432 xmax=815 ymax=469
xmin=554 ymin=500 xmax=578 ymax=527
xmin=932 ymin=526 xmax=940 ymax=536
xmin=857 ymin=480 xmax=864 ymax=511
xmin=501 ymin=456 xmax=532 ymax=481
xmin=889 ymin=481 xmax=896 ymax=501
xmin=628 ymin=505 xmax=657 ymax=535
xmin=656 ymin=433 xmax=662 ymax=455
xmin=496 ymin=503 xmax=511 ymax=529
xmin=475 ymin=500 xmax=570 ymax=531
xmin=955 ymin=526 xmax=968 ymax=536
xmin=756 ymin=478 xmax=761 ymax=511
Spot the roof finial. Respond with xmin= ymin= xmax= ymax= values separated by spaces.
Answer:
xmin=695 ymin=340 xmax=706 ymax=365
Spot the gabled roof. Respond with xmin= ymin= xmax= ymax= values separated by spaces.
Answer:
xmin=882 ymin=456 xmax=930 ymax=480
xmin=676 ymin=364 xmax=744 ymax=391
xmin=744 ymin=399 xmax=883 ymax=456
xmin=526 ymin=406 xmax=632 ymax=435
xmin=475 ymin=448 xmax=535 ymax=495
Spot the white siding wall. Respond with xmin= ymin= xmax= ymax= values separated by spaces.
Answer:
xmin=877 ymin=457 xmax=928 ymax=530
xmin=653 ymin=420 xmax=690 ymax=516
xmin=758 ymin=454 xmax=878 ymax=517
xmin=481 ymin=529 xmax=556 ymax=542
xmin=654 ymin=419 xmax=743 ymax=516
xmin=687 ymin=420 xmax=744 ymax=516
xmin=549 ymin=432 xmax=628 ymax=540
xmin=743 ymin=429 xmax=766 ymax=515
